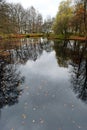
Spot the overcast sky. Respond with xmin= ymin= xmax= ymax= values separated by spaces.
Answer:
xmin=7 ymin=0 xmax=61 ymax=19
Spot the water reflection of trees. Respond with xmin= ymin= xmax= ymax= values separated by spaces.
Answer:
xmin=54 ymin=40 xmax=87 ymax=103
xmin=0 ymin=38 xmax=53 ymax=108
xmin=53 ymin=40 xmax=72 ymax=67
xmin=0 ymin=57 xmax=24 ymax=109
xmin=9 ymin=39 xmax=53 ymax=64
xmin=70 ymin=41 xmax=87 ymax=102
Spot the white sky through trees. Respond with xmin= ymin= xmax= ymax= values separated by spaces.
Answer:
xmin=7 ymin=0 xmax=61 ymax=18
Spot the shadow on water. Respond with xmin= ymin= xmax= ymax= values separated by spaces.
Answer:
xmin=54 ymin=39 xmax=87 ymax=103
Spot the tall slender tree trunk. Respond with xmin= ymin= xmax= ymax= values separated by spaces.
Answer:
xmin=83 ymin=0 xmax=87 ymax=36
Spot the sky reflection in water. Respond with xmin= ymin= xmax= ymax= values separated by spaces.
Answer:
xmin=0 ymin=38 xmax=87 ymax=130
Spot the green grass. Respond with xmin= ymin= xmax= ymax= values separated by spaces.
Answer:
xmin=0 ymin=33 xmax=86 ymax=41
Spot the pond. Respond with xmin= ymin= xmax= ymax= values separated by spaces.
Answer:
xmin=0 ymin=38 xmax=87 ymax=130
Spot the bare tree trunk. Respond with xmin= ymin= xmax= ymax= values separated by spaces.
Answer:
xmin=83 ymin=0 xmax=87 ymax=36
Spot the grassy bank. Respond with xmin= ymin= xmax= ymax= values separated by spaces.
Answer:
xmin=0 ymin=33 xmax=87 ymax=41
xmin=0 ymin=33 xmax=44 ymax=39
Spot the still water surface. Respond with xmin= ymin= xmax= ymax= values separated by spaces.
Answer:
xmin=0 ymin=38 xmax=87 ymax=130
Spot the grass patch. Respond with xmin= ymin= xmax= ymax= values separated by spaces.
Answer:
xmin=0 ymin=33 xmax=86 ymax=41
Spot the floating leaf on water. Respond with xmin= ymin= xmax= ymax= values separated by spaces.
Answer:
xmin=32 ymin=120 xmax=35 ymax=123
xmin=64 ymin=104 xmax=67 ymax=107
xmin=77 ymin=125 xmax=81 ymax=129
xmin=20 ymin=91 xmax=23 ymax=95
xmin=22 ymin=114 xmax=27 ymax=119
xmin=11 ymin=128 xmax=14 ymax=130
xmin=71 ymin=105 xmax=74 ymax=108
xmin=72 ymin=120 xmax=81 ymax=129
xmin=38 ymin=86 xmax=42 ymax=90
xmin=40 ymin=119 xmax=44 ymax=124
xmin=33 ymin=108 xmax=36 ymax=111
xmin=25 ymin=86 xmax=29 ymax=89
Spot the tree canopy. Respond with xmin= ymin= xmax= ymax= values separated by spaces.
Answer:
xmin=0 ymin=0 xmax=87 ymax=36
xmin=0 ymin=1 xmax=43 ymax=34
xmin=53 ymin=0 xmax=87 ymax=36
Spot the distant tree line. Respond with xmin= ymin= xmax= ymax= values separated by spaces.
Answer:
xmin=1 ymin=0 xmax=86 ymax=36
xmin=0 ymin=0 xmax=54 ymax=34
xmin=53 ymin=0 xmax=87 ymax=36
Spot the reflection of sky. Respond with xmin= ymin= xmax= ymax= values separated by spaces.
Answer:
xmin=22 ymin=51 xmax=69 ymax=81
xmin=0 ymin=50 xmax=87 ymax=130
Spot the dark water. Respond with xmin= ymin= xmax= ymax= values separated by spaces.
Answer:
xmin=0 ymin=38 xmax=87 ymax=130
